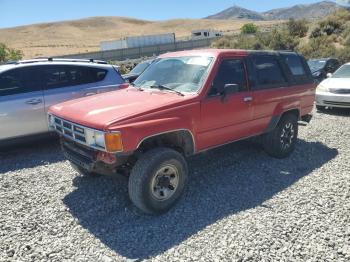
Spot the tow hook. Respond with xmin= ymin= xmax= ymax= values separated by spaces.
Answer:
xmin=96 ymin=151 xmax=117 ymax=165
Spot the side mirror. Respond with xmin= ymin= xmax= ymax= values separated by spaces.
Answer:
xmin=326 ymin=73 xmax=332 ymax=78
xmin=220 ymin=84 xmax=239 ymax=101
xmin=222 ymin=84 xmax=239 ymax=95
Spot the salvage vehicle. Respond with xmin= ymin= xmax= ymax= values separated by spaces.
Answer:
xmin=0 ymin=58 xmax=126 ymax=145
xmin=308 ymin=58 xmax=340 ymax=83
xmin=316 ymin=62 xmax=350 ymax=110
xmin=48 ymin=49 xmax=315 ymax=214
xmin=122 ymin=59 xmax=154 ymax=83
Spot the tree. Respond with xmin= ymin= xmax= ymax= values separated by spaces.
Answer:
xmin=0 ymin=43 xmax=23 ymax=62
xmin=241 ymin=23 xmax=259 ymax=34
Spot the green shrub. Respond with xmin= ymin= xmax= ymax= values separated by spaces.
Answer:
xmin=287 ymin=18 xmax=309 ymax=38
xmin=0 ymin=43 xmax=23 ymax=62
xmin=297 ymin=36 xmax=336 ymax=59
xmin=241 ymin=23 xmax=259 ymax=34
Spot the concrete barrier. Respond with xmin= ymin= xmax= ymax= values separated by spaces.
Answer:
xmin=59 ymin=38 xmax=217 ymax=61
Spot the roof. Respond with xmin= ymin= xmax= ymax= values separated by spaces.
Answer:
xmin=159 ymin=48 xmax=298 ymax=58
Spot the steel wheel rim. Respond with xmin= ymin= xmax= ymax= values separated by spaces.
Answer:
xmin=280 ymin=122 xmax=295 ymax=150
xmin=151 ymin=164 xmax=180 ymax=201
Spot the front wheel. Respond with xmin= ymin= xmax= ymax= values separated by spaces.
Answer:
xmin=262 ymin=114 xmax=298 ymax=159
xmin=128 ymin=147 xmax=188 ymax=215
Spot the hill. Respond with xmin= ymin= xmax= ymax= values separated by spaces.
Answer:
xmin=205 ymin=6 xmax=265 ymax=20
xmin=0 ymin=17 xmax=278 ymax=59
xmin=206 ymin=1 xmax=341 ymax=21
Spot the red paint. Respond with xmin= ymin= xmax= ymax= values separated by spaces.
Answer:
xmin=49 ymin=49 xmax=316 ymax=154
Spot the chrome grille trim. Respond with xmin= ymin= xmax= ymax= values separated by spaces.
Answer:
xmin=48 ymin=114 xmax=107 ymax=152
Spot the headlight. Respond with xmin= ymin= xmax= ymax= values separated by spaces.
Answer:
xmin=316 ymin=84 xmax=329 ymax=92
xmin=94 ymin=131 xmax=106 ymax=148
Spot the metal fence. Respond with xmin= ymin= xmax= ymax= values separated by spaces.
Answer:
xmin=59 ymin=38 xmax=217 ymax=61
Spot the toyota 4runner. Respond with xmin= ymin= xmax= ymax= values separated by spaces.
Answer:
xmin=48 ymin=49 xmax=315 ymax=214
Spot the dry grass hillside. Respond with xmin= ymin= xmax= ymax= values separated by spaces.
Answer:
xmin=0 ymin=16 xmax=279 ymax=59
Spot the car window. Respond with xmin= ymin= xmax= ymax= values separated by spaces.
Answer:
xmin=0 ymin=67 xmax=42 ymax=96
xmin=282 ymin=54 xmax=306 ymax=76
xmin=209 ymin=59 xmax=247 ymax=96
xmin=44 ymin=66 xmax=108 ymax=90
xmin=252 ymin=56 xmax=287 ymax=88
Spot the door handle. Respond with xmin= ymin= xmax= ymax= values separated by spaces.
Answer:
xmin=243 ymin=96 xmax=253 ymax=102
xmin=85 ymin=92 xmax=96 ymax=96
xmin=26 ymin=99 xmax=42 ymax=105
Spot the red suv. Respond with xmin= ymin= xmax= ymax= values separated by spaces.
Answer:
xmin=48 ymin=49 xmax=315 ymax=214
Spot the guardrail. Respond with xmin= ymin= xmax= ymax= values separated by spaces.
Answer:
xmin=59 ymin=37 xmax=218 ymax=61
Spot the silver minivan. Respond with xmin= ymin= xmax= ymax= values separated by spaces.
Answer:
xmin=0 ymin=59 xmax=125 ymax=143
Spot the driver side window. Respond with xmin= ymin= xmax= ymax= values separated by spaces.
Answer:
xmin=209 ymin=59 xmax=247 ymax=96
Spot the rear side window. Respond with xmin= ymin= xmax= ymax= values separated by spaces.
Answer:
xmin=282 ymin=54 xmax=306 ymax=76
xmin=0 ymin=67 xmax=42 ymax=96
xmin=252 ymin=56 xmax=287 ymax=88
xmin=44 ymin=66 xmax=108 ymax=90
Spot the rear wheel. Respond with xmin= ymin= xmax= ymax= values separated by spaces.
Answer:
xmin=262 ymin=114 xmax=298 ymax=159
xmin=128 ymin=147 xmax=188 ymax=215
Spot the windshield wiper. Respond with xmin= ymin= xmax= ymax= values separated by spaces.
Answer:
xmin=150 ymin=85 xmax=185 ymax=96
xmin=129 ymin=82 xmax=144 ymax=91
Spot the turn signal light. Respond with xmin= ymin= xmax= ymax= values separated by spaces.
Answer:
xmin=104 ymin=133 xmax=123 ymax=152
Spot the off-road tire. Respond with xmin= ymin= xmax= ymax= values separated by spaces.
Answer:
xmin=262 ymin=114 xmax=298 ymax=159
xmin=128 ymin=147 xmax=188 ymax=215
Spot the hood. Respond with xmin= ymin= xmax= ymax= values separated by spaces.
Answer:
xmin=49 ymin=88 xmax=189 ymax=130
xmin=320 ymin=77 xmax=350 ymax=89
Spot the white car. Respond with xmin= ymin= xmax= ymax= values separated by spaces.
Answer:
xmin=316 ymin=63 xmax=350 ymax=110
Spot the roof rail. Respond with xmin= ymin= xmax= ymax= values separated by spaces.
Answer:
xmin=14 ymin=58 xmax=108 ymax=65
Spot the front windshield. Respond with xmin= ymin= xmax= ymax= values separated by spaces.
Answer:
xmin=129 ymin=61 xmax=150 ymax=75
xmin=332 ymin=64 xmax=350 ymax=78
xmin=133 ymin=56 xmax=213 ymax=93
xmin=308 ymin=60 xmax=326 ymax=72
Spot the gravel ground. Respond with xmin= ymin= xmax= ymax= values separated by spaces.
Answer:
xmin=0 ymin=108 xmax=349 ymax=262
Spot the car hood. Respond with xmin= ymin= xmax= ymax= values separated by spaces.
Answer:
xmin=49 ymin=88 xmax=189 ymax=130
xmin=320 ymin=77 xmax=350 ymax=89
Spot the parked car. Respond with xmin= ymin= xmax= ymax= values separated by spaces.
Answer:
xmin=316 ymin=62 xmax=350 ymax=110
xmin=122 ymin=59 xmax=153 ymax=83
xmin=0 ymin=58 xmax=126 ymax=144
xmin=48 ymin=49 xmax=315 ymax=214
xmin=308 ymin=58 xmax=340 ymax=83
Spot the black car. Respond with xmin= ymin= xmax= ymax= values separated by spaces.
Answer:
xmin=308 ymin=58 xmax=340 ymax=83
xmin=122 ymin=59 xmax=154 ymax=83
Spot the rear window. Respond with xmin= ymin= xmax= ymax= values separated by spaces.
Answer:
xmin=44 ymin=66 xmax=108 ymax=89
xmin=252 ymin=56 xmax=287 ymax=87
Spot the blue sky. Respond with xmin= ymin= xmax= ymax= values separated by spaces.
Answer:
xmin=0 ymin=0 xmax=339 ymax=29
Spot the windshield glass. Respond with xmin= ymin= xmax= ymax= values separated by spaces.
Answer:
xmin=129 ymin=61 xmax=150 ymax=75
xmin=332 ymin=64 xmax=350 ymax=78
xmin=133 ymin=56 xmax=213 ymax=93
xmin=308 ymin=60 xmax=326 ymax=72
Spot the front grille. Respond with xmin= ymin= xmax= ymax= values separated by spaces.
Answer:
xmin=329 ymin=88 xmax=350 ymax=94
xmin=52 ymin=116 xmax=87 ymax=143
xmin=323 ymin=101 xmax=350 ymax=107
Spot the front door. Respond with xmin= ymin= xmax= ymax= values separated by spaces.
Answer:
xmin=198 ymin=58 xmax=254 ymax=150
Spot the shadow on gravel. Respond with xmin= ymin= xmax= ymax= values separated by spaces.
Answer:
xmin=0 ymin=138 xmax=64 ymax=174
xmin=64 ymin=139 xmax=338 ymax=260
xmin=317 ymin=108 xmax=350 ymax=117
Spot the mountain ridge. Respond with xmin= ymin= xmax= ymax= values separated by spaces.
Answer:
xmin=206 ymin=1 xmax=342 ymax=20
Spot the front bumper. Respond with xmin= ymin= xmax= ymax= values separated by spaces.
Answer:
xmin=61 ymin=138 xmax=129 ymax=176
xmin=316 ymin=91 xmax=350 ymax=108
